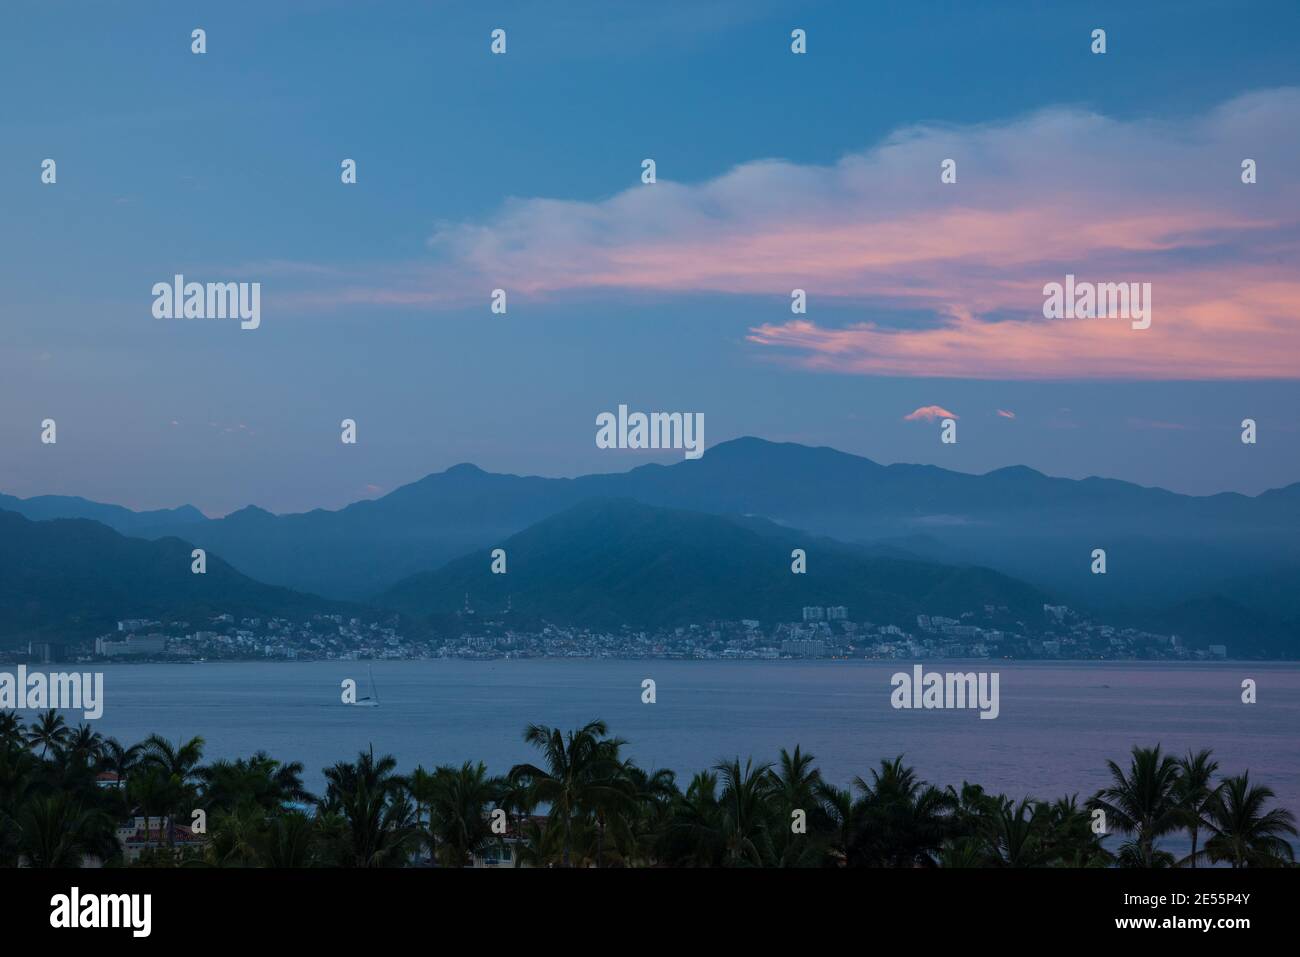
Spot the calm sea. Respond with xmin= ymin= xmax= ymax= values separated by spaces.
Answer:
xmin=25 ymin=659 xmax=1296 ymax=834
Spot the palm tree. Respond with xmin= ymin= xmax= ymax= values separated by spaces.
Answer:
xmin=1173 ymin=748 xmax=1220 ymax=868
xmin=508 ymin=719 xmax=624 ymax=868
xmin=65 ymin=724 xmax=104 ymax=765
xmin=0 ymin=713 xmax=25 ymax=751
xmin=1201 ymin=772 xmax=1298 ymax=867
xmin=494 ymin=773 xmax=538 ymax=868
xmin=770 ymin=746 xmax=822 ymax=814
xmin=206 ymin=804 xmax=265 ymax=867
xmin=340 ymin=782 xmax=418 ymax=867
xmin=513 ymin=817 xmax=551 ymax=867
xmin=260 ymin=810 xmax=318 ymax=867
xmin=98 ymin=737 xmax=141 ymax=787
xmin=0 ymin=744 xmax=40 ymax=867
xmin=139 ymin=735 xmax=205 ymax=783
xmin=16 ymin=793 xmax=116 ymax=867
xmin=714 ymin=757 xmax=776 ymax=867
xmin=138 ymin=734 xmax=205 ymax=845
xmin=426 ymin=761 xmax=498 ymax=867
xmin=320 ymin=747 xmax=418 ymax=867
xmin=851 ymin=756 xmax=955 ymax=867
xmin=262 ymin=753 xmax=309 ymax=806
xmin=1090 ymin=745 xmax=1182 ymax=868
xmin=662 ymin=771 xmax=724 ymax=867
xmin=946 ymin=781 xmax=999 ymax=840
xmin=322 ymin=745 xmax=402 ymax=804
xmin=407 ymin=765 xmax=436 ymax=854
xmin=938 ymin=836 xmax=986 ymax=867
xmin=587 ymin=740 xmax=638 ymax=867
xmin=1039 ymin=794 xmax=1114 ymax=868
xmin=25 ymin=710 xmax=69 ymax=759
xmin=984 ymin=797 xmax=1047 ymax=867
xmin=198 ymin=751 xmax=309 ymax=814
xmin=126 ymin=767 xmax=182 ymax=854
xmin=815 ymin=783 xmax=862 ymax=866
xmin=96 ymin=737 xmax=142 ymax=817
xmin=3 ymin=715 xmax=1296 ymax=871
xmin=763 ymin=747 xmax=829 ymax=867
xmin=52 ymin=725 xmax=106 ymax=796
xmin=608 ymin=763 xmax=677 ymax=867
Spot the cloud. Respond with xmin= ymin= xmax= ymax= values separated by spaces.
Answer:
xmin=209 ymin=421 xmax=253 ymax=436
xmin=996 ymin=409 xmax=1016 ymax=419
xmin=283 ymin=89 xmax=1300 ymax=379
xmin=904 ymin=405 xmax=957 ymax=422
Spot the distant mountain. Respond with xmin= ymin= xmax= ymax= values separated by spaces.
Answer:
xmin=378 ymin=498 xmax=1050 ymax=629
xmin=130 ymin=463 xmax=588 ymax=599
xmin=0 ymin=492 xmax=206 ymax=535
xmin=580 ymin=439 xmax=1300 ymax=609
xmin=1138 ymin=594 xmax=1294 ymax=657
xmin=8 ymin=437 xmax=1299 ymax=624
xmin=0 ymin=509 xmax=345 ymax=646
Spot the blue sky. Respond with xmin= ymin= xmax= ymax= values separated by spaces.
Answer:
xmin=2 ymin=0 xmax=1299 ymax=515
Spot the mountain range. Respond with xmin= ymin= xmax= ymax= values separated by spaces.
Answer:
xmin=0 ymin=510 xmax=357 ymax=644
xmin=3 ymin=437 xmax=1297 ymax=650
xmin=15 ymin=436 xmax=1291 ymax=608
xmin=379 ymin=498 xmax=1050 ymax=628
xmin=0 ymin=492 xmax=205 ymax=535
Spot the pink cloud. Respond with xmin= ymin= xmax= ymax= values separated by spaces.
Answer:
xmin=997 ymin=409 xmax=1016 ymax=419
xmin=904 ymin=405 xmax=957 ymax=422
xmin=272 ymin=89 xmax=1300 ymax=379
xmin=745 ymin=263 xmax=1300 ymax=379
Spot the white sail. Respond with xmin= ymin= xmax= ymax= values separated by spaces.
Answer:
xmin=352 ymin=663 xmax=380 ymax=707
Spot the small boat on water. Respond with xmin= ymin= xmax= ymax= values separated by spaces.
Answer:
xmin=352 ymin=663 xmax=380 ymax=708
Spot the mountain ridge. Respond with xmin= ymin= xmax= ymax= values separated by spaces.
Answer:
xmin=377 ymin=497 xmax=1051 ymax=630
xmin=0 ymin=509 xmax=354 ymax=645
xmin=4 ymin=437 xmax=1297 ymax=625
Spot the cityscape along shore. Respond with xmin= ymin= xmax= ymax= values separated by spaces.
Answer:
xmin=10 ymin=598 xmax=1254 ymax=666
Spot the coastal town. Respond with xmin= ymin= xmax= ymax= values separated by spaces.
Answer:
xmin=10 ymin=601 xmax=1231 ymax=665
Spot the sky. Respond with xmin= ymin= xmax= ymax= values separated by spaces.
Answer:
xmin=2 ymin=0 xmax=1299 ymax=515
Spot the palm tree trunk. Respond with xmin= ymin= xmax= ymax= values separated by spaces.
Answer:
xmin=563 ymin=813 xmax=571 ymax=868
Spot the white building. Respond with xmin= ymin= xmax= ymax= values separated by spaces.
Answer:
xmin=781 ymin=639 xmax=826 ymax=658
xmin=95 ymin=634 xmax=167 ymax=657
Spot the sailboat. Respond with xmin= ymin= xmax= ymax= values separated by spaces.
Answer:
xmin=353 ymin=663 xmax=380 ymax=708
